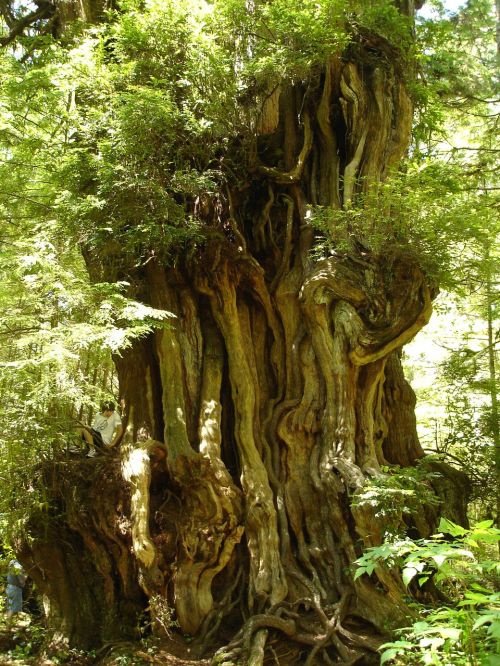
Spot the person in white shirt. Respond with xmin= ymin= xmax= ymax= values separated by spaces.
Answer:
xmin=80 ymin=401 xmax=123 ymax=457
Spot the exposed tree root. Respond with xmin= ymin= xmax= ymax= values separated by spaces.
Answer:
xmin=211 ymin=593 xmax=381 ymax=666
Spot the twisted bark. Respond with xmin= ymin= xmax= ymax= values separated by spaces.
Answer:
xmin=17 ymin=13 xmax=463 ymax=664
xmin=101 ymin=53 xmax=433 ymax=662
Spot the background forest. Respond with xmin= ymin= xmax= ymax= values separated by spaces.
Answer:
xmin=0 ymin=0 xmax=498 ymax=665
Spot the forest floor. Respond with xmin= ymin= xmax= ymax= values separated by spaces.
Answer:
xmin=0 ymin=614 xmax=304 ymax=665
xmin=0 ymin=615 xmax=212 ymax=666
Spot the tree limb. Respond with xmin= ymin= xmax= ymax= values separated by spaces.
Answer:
xmin=258 ymin=113 xmax=312 ymax=184
xmin=0 ymin=1 xmax=55 ymax=47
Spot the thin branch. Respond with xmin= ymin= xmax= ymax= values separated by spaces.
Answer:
xmin=0 ymin=189 xmax=53 ymax=209
xmin=423 ymin=449 xmax=490 ymax=481
xmin=0 ymin=326 xmax=42 ymax=337
xmin=0 ymin=0 xmax=14 ymax=27
xmin=0 ymin=1 xmax=55 ymax=47
xmin=0 ymin=158 xmax=48 ymax=169
xmin=458 ymin=186 xmax=500 ymax=191
xmin=450 ymin=147 xmax=500 ymax=152
xmin=258 ymin=112 xmax=312 ymax=184
xmin=452 ymin=95 xmax=500 ymax=104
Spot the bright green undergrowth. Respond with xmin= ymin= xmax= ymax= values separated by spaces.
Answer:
xmin=355 ymin=518 xmax=500 ymax=665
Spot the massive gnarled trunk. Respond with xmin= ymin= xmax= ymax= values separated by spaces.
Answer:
xmin=15 ymin=4 xmax=468 ymax=664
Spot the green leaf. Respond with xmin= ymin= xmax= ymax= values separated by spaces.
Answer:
xmin=380 ymin=648 xmax=400 ymax=664
xmin=472 ymin=615 xmax=494 ymax=631
xmin=474 ymin=520 xmax=494 ymax=529
xmin=438 ymin=627 xmax=461 ymax=640
xmin=484 ymin=656 xmax=500 ymax=666
xmin=437 ymin=518 xmax=467 ymax=537
xmin=413 ymin=621 xmax=430 ymax=632
xmin=419 ymin=636 xmax=444 ymax=649
xmin=487 ymin=620 xmax=500 ymax=640
xmin=431 ymin=554 xmax=447 ymax=568
xmin=402 ymin=566 xmax=418 ymax=586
